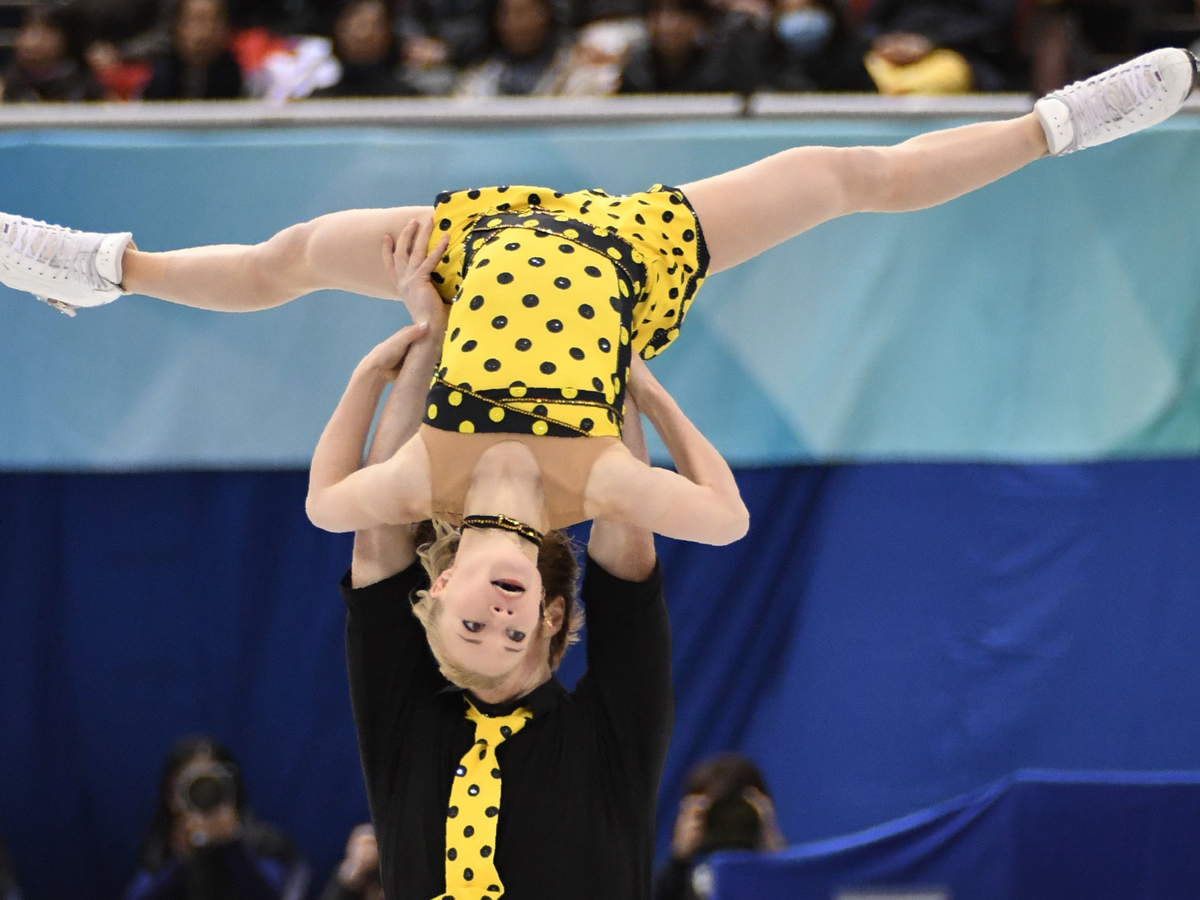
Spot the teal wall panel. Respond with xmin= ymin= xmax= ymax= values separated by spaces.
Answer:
xmin=2 ymin=117 xmax=1199 ymax=467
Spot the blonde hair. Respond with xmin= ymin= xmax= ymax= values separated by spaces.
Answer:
xmin=410 ymin=519 xmax=584 ymax=692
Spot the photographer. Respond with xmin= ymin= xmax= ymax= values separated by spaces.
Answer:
xmin=317 ymin=825 xmax=382 ymax=900
xmin=654 ymin=753 xmax=786 ymax=900
xmin=125 ymin=736 xmax=309 ymax=900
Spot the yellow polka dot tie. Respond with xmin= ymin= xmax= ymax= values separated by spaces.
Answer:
xmin=436 ymin=700 xmax=532 ymax=900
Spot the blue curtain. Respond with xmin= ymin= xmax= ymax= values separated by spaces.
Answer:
xmin=3 ymin=461 xmax=1200 ymax=899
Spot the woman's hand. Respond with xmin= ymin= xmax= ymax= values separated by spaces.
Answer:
xmin=384 ymin=216 xmax=450 ymax=333
xmin=358 ymin=322 xmax=430 ymax=382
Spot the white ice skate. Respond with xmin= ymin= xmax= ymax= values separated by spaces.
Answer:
xmin=0 ymin=213 xmax=133 ymax=316
xmin=1035 ymin=48 xmax=1199 ymax=156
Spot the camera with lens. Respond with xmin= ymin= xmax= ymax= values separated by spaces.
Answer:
xmin=698 ymin=793 xmax=763 ymax=855
xmin=175 ymin=760 xmax=238 ymax=815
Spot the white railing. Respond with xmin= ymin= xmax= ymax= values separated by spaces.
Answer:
xmin=3 ymin=92 xmax=1197 ymax=130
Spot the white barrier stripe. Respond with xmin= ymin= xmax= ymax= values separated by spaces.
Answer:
xmin=2 ymin=93 xmax=1196 ymax=130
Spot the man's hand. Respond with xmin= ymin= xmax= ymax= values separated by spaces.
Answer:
xmin=338 ymin=824 xmax=380 ymax=889
xmin=383 ymin=217 xmax=450 ymax=333
xmin=670 ymin=793 xmax=711 ymax=861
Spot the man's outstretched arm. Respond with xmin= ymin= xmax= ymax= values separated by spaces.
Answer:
xmin=586 ymin=390 xmax=657 ymax=581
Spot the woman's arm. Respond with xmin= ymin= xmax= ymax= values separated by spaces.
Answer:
xmin=306 ymin=221 xmax=450 ymax=534
xmin=586 ymin=358 xmax=749 ymax=545
xmin=305 ymin=326 xmax=433 ymax=533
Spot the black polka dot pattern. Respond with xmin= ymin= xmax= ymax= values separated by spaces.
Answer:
xmin=442 ymin=701 xmax=532 ymax=898
xmin=424 ymin=184 xmax=708 ymax=438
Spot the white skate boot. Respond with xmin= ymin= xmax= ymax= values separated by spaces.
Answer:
xmin=0 ymin=213 xmax=133 ymax=316
xmin=1035 ymin=48 xmax=1198 ymax=156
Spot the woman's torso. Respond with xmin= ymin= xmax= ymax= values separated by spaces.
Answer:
xmin=419 ymin=184 xmax=708 ymax=526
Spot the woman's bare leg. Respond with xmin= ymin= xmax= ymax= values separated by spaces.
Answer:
xmin=682 ymin=114 xmax=1049 ymax=275
xmin=122 ymin=206 xmax=433 ymax=311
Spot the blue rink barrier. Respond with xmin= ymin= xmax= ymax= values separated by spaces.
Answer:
xmin=710 ymin=770 xmax=1200 ymax=900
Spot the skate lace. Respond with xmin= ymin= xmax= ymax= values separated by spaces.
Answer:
xmin=3 ymin=218 xmax=105 ymax=289
xmin=1061 ymin=59 xmax=1160 ymax=144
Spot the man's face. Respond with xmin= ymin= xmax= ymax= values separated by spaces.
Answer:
xmin=429 ymin=541 xmax=547 ymax=680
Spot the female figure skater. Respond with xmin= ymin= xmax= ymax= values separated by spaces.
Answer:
xmin=0 ymin=49 xmax=1194 ymax=692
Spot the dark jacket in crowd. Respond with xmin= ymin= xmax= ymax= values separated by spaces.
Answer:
xmin=396 ymin=0 xmax=494 ymax=67
xmin=313 ymin=60 xmax=417 ymax=96
xmin=861 ymin=0 xmax=1019 ymax=90
xmin=620 ymin=11 xmax=770 ymax=94
xmin=315 ymin=873 xmax=376 ymax=900
xmin=0 ymin=836 xmax=22 ymax=900
xmin=125 ymin=830 xmax=308 ymax=900
xmin=654 ymin=858 xmax=703 ymax=900
xmin=141 ymin=50 xmax=244 ymax=99
xmin=1 ymin=60 xmax=105 ymax=102
xmin=572 ymin=0 xmax=647 ymax=28
xmin=769 ymin=0 xmax=874 ymax=92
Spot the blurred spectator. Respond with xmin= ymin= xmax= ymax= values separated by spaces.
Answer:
xmin=860 ymin=0 xmax=1018 ymax=93
xmin=317 ymin=825 xmax=382 ymax=900
xmin=397 ymin=0 xmax=492 ymax=93
xmin=453 ymin=0 xmax=576 ymax=95
xmin=81 ymin=0 xmax=174 ymax=64
xmin=1023 ymin=0 xmax=1194 ymax=94
xmin=0 ymin=835 xmax=22 ymax=900
xmin=124 ymin=735 xmax=309 ymax=900
xmin=654 ymin=753 xmax=785 ymax=900
xmin=769 ymin=0 xmax=872 ymax=90
xmin=0 ymin=2 xmax=105 ymax=102
xmin=619 ymin=0 xmax=769 ymax=93
xmin=312 ymin=0 xmax=415 ymax=96
xmin=551 ymin=17 xmax=648 ymax=94
xmin=142 ymin=0 xmax=244 ymax=99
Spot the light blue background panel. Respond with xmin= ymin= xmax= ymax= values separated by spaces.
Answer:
xmin=2 ymin=117 xmax=1200 ymax=468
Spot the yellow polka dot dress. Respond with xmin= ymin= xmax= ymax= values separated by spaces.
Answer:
xmin=422 ymin=185 xmax=709 ymax=440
